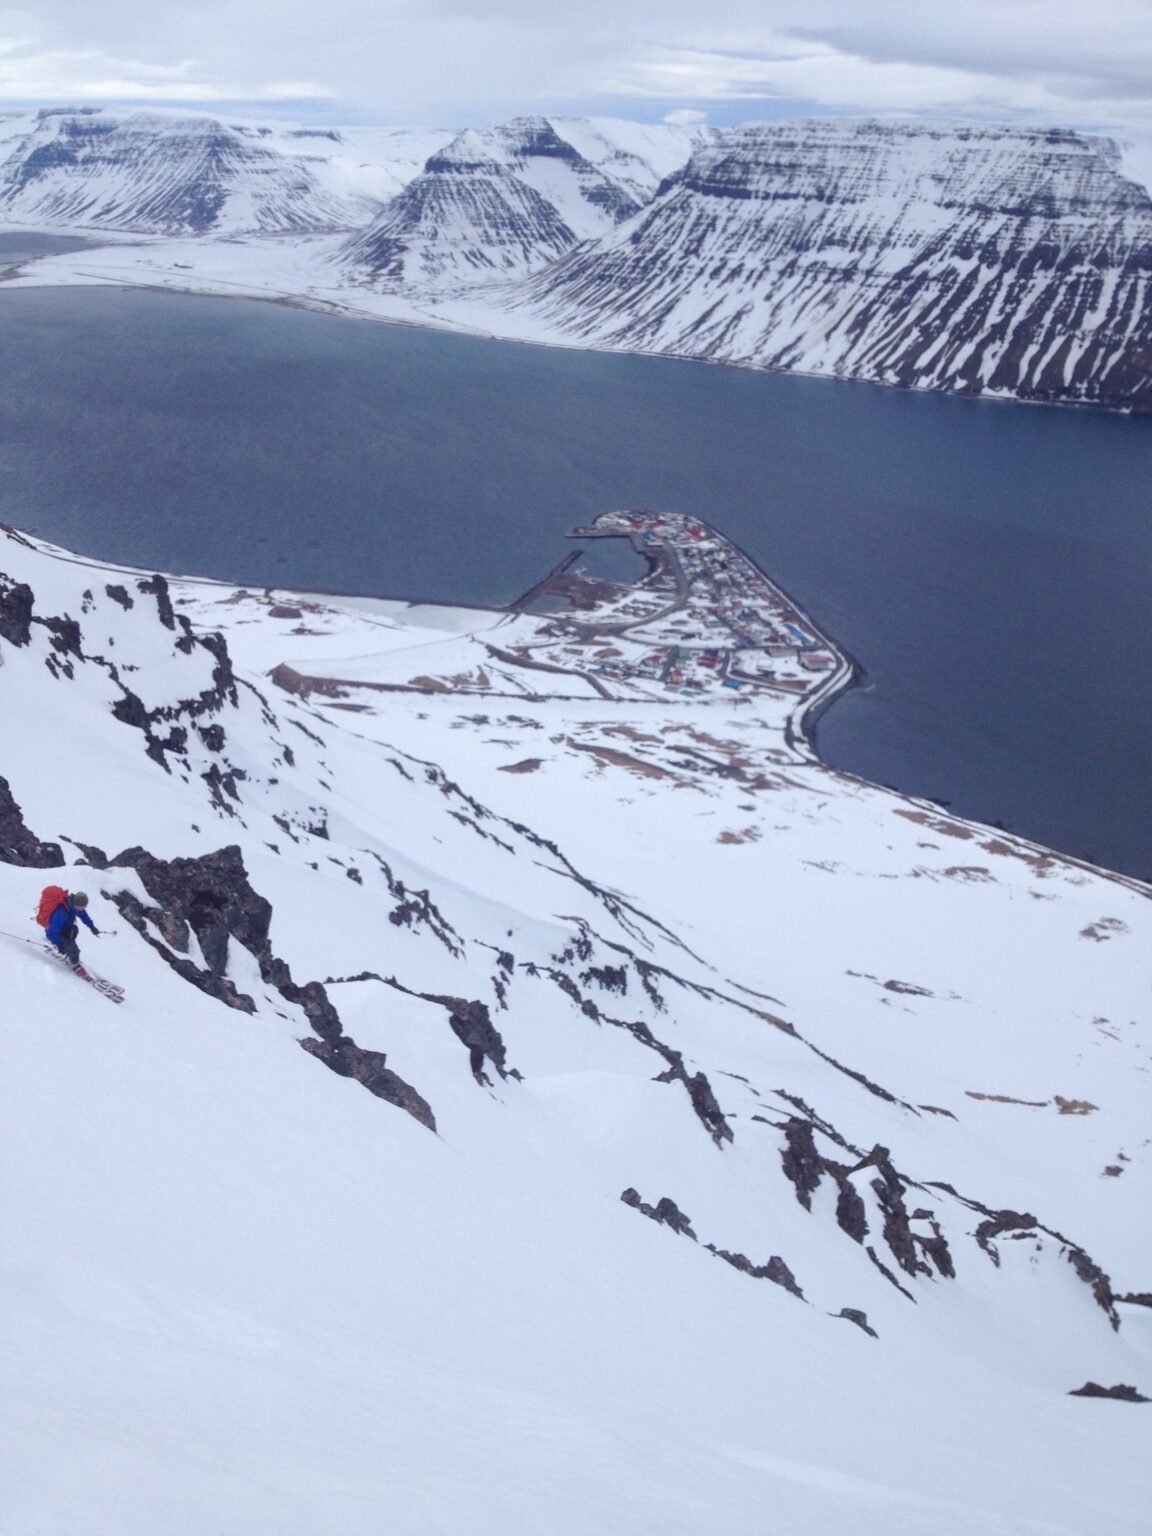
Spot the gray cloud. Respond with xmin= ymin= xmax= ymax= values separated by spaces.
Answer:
xmin=0 ymin=0 xmax=1148 ymax=130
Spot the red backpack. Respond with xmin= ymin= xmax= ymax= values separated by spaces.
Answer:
xmin=34 ymin=885 xmax=69 ymax=929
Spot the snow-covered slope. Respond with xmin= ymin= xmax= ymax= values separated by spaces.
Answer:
xmin=1 ymin=521 xmax=1148 ymax=1533
xmin=339 ymin=115 xmax=709 ymax=290
xmin=517 ymin=119 xmax=1152 ymax=409
xmin=0 ymin=108 xmax=452 ymax=235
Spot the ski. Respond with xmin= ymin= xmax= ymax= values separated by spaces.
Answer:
xmin=74 ymin=968 xmax=125 ymax=1004
xmin=44 ymin=945 xmax=125 ymax=1002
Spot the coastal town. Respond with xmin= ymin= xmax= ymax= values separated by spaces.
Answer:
xmin=517 ymin=510 xmax=850 ymax=709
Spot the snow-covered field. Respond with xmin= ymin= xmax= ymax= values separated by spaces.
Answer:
xmin=1 ymin=526 xmax=1147 ymax=1534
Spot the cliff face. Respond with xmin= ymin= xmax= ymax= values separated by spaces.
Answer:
xmin=518 ymin=120 xmax=1152 ymax=409
xmin=0 ymin=108 xmax=396 ymax=234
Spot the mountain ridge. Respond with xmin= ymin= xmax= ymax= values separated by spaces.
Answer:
xmin=2 ymin=110 xmax=1149 ymax=408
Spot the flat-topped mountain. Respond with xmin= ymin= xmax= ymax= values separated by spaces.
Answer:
xmin=0 ymin=107 xmax=450 ymax=235
xmin=2 ymin=110 xmax=1149 ymax=406
xmin=515 ymin=120 xmax=1152 ymax=408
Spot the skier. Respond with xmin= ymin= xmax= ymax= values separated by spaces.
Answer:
xmin=44 ymin=890 xmax=100 ymax=970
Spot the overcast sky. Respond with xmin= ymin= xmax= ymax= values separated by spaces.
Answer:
xmin=1 ymin=0 xmax=1149 ymax=133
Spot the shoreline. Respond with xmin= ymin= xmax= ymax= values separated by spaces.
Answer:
xmin=3 ymin=516 xmax=1147 ymax=896
xmin=0 ymin=252 xmax=1140 ymax=416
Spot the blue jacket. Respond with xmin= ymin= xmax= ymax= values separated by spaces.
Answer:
xmin=46 ymin=899 xmax=97 ymax=945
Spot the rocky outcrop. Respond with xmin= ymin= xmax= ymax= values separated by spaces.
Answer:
xmin=1068 ymin=1382 xmax=1148 ymax=1402
xmin=446 ymin=998 xmax=508 ymax=1083
xmin=707 ymin=1246 xmax=805 ymax=1299
xmin=0 ymin=574 xmax=34 ymax=647
xmin=104 ymin=844 xmax=435 ymax=1128
xmin=621 ymin=1188 xmax=697 ymax=1239
xmin=300 ymin=1037 xmax=436 ymax=1131
xmin=622 ymin=1187 xmax=812 ymax=1306
xmin=780 ymin=1123 xmax=956 ymax=1286
xmin=0 ymin=774 xmax=63 ymax=867
xmin=836 ymin=1308 xmax=878 ymax=1339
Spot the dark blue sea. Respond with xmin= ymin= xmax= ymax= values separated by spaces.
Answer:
xmin=0 ymin=283 xmax=1148 ymax=879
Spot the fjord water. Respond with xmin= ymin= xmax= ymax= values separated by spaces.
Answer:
xmin=0 ymin=285 xmax=1148 ymax=879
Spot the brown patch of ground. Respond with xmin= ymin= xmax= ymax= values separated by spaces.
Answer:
xmin=943 ymin=866 xmax=994 ymax=883
xmin=1080 ymin=918 xmax=1130 ymax=941
xmin=967 ymin=1091 xmax=1051 ymax=1108
xmin=498 ymin=758 xmax=543 ymax=774
xmin=894 ymin=809 xmax=974 ymax=839
xmin=1055 ymin=1096 xmax=1098 ymax=1115
xmin=717 ymin=827 xmax=762 ymax=844
xmin=600 ymin=724 xmax=663 ymax=745
xmin=979 ymin=837 xmax=1057 ymax=872
xmin=566 ymin=740 xmax=675 ymax=779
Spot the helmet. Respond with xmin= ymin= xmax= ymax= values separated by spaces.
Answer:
xmin=71 ymin=891 xmax=89 ymax=908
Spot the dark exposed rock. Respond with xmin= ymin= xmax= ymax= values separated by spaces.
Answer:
xmin=834 ymin=1178 xmax=869 ymax=1245
xmin=446 ymin=997 xmax=508 ymax=1083
xmin=137 ymin=573 xmax=176 ymax=630
xmin=865 ymin=1244 xmax=917 ymax=1300
xmin=337 ymin=973 xmax=514 ymax=1082
xmin=707 ymin=1246 xmax=806 ymax=1298
xmin=763 ymin=1255 xmax=803 ymax=1296
xmin=38 ymin=614 xmax=83 ymax=660
xmin=0 ymin=574 xmax=34 ymax=646
xmin=299 ymin=1037 xmax=436 ymax=1131
xmin=837 ymin=1308 xmax=878 ymax=1339
xmin=1119 ymin=1292 xmax=1152 ymax=1309
xmin=779 ymin=1119 xmax=825 ymax=1211
xmin=581 ymin=964 xmax=627 ymax=994
xmin=360 ymin=849 xmax=462 ymax=954
xmin=684 ymin=1070 xmax=733 ymax=1146
xmin=105 ymin=846 xmax=337 ymax=1037
xmin=0 ymin=774 xmax=63 ymax=867
xmin=114 ymin=888 xmax=255 ymax=1010
xmin=912 ymin=1212 xmax=956 ymax=1279
xmin=201 ymin=763 xmax=246 ymax=813
xmin=1065 ymin=1245 xmax=1121 ymax=1330
xmin=620 ymin=1188 xmax=697 ymax=1239
xmin=1069 ymin=1382 xmax=1149 ymax=1402
xmin=850 ymin=1145 xmax=921 ymax=1275
xmin=66 ymin=840 xmax=109 ymax=869
xmin=104 ymin=584 xmax=133 ymax=610
xmin=975 ymin=1210 xmax=1039 ymax=1262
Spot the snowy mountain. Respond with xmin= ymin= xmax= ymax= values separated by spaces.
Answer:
xmin=516 ymin=120 xmax=1152 ymax=409
xmin=4 ymin=111 xmax=1149 ymax=408
xmin=1 ymin=517 xmax=1147 ymax=1533
xmin=339 ymin=115 xmax=710 ymax=290
xmin=0 ymin=107 xmax=452 ymax=235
